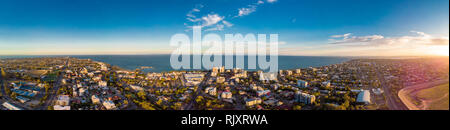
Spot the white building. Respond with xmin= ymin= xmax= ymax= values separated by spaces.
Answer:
xmin=295 ymin=91 xmax=315 ymax=104
xmin=296 ymin=69 xmax=301 ymax=74
xmin=259 ymin=72 xmax=277 ymax=81
xmin=322 ymin=81 xmax=331 ymax=87
xmin=357 ymin=90 xmax=371 ymax=104
xmin=205 ymin=87 xmax=217 ymax=96
xmin=221 ymin=91 xmax=232 ymax=99
xmin=91 ymin=95 xmax=101 ymax=104
xmin=219 ymin=66 xmax=225 ymax=73
xmin=55 ymin=95 xmax=70 ymax=106
xmin=212 ymin=67 xmax=219 ymax=73
xmin=184 ymin=73 xmax=205 ymax=86
xmin=53 ymin=105 xmax=71 ymax=110
xmin=103 ymin=100 xmax=117 ymax=110
xmin=246 ymin=98 xmax=262 ymax=106
xmin=297 ymin=80 xmax=309 ymax=88
xmin=2 ymin=102 xmax=22 ymax=110
xmin=216 ymin=77 xmax=225 ymax=83
xmin=98 ymin=81 xmax=107 ymax=87
xmin=286 ymin=70 xmax=293 ymax=76
xmin=130 ymin=85 xmax=144 ymax=91
xmin=256 ymin=90 xmax=271 ymax=97
xmin=79 ymin=88 xmax=87 ymax=96
xmin=99 ymin=62 xmax=108 ymax=71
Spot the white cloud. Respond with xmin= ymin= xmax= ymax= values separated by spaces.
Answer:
xmin=235 ymin=0 xmax=278 ymax=17
xmin=201 ymin=14 xmax=224 ymax=27
xmin=192 ymin=8 xmax=200 ymax=12
xmin=238 ymin=5 xmax=257 ymax=17
xmin=267 ymin=0 xmax=277 ymax=3
xmin=185 ymin=1 xmax=277 ymax=31
xmin=257 ymin=0 xmax=264 ymax=5
xmin=222 ymin=20 xmax=233 ymax=27
xmin=330 ymin=33 xmax=352 ymax=38
xmin=329 ymin=31 xmax=449 ymax=46
xmin=204 ymin=24 xmax=225 ymax=31
xmin=187 ymin=17 xmax=201 ymax=22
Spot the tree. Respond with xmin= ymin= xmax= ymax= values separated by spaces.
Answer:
xmin=156 ymin=99 xmax=163 ymax=106
xmin=1 ymin=67 xmax=7 ymax=78
xmin=293 ymin=105 xmax=302 ymax=110
xmin=10 ymin=92 xmax=17 ymax=100
xmin=196 ymin=96 xmax=204 ymax=104
xmin=137 ymin=90 xmax=147 ymax=100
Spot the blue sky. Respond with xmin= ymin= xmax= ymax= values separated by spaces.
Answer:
xmin=0 ymin=0 xmax=448 ymax=56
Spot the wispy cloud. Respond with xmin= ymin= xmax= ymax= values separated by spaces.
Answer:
xmin=329 ymin=31 xmax=449 ymax=46
xmin=184 ymin=4 xmax=232 ymax=31
xmin=184 ymin=1 xmax=278 ymax=31
xmin=238 ymin=5 xmax=257 ymax=17
xmin=235 ymin=0 xmax=277 ymax=17
xmin=267 ymin=0 xmax=278 ymax=3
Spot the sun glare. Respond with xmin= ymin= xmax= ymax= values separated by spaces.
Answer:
xmin=427 ymin=45 xmax=450 ymax=56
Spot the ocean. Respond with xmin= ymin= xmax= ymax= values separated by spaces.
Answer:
xmin=1 ymin=55 xmax=353 ymax=73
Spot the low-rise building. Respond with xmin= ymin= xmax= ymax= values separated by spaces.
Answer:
xmin=91 ymin=95 xmax=101 ymax=104
xmin=356 ymin=90 xmax=371 ymax=104
xmin=256 ymin=90 xmax=271 ymax=97
xmin=221 ymin=91 xmax=232 ymax=99
xmin=297 ymin=80 xmax=309 ymax=88
xmin=245 ymin=98 xmax=262 ymax=106
xmin=53 ymin=105 xmax=71 ymax=110
xmin=55 ymin=95 xmax=70 ymax=106
xmin=205 ymin=87 xmax=217 ymax=96
xmin=130 ymin=85 xmax=144 ymax=91
xmin=102 ymin=100 xmax=117 ymax=110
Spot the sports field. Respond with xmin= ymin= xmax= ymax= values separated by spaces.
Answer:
xmin=398 ymin=80 xmax=449 ymax=110
xmin=416 ymin=83 xmax=449 ymax=110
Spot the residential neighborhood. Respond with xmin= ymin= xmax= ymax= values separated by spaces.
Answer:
xmin=0 ymin=57 xmax=448 ymax=110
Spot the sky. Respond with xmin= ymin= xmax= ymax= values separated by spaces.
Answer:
xmin=0 ymin=0 xmax=448 ymax=56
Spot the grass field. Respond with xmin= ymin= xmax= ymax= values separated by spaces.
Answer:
xmin=417 ymin=83 xmax=449 ymax=110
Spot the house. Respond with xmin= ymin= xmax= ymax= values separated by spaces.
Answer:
xmin=296 ymin=69 xmax=301 ymax=74
xmin=256 ymin=90 xmax=271 ymax=97
xmin=98 ymin=81 xmax=107 ymax=87
xmin=245 ymin=98 xmax=262 ymax=106
xmin=322 ymin=81 xmax=331 ymax=87
xmin=55 ymin=95 xmax=70 ymax=106
xmin=53 ymin=105 xmax=71 ymax=110
xmin=91 ymin=95 xmax=101 ymax=104
xmin=216 ymin=77 xmax=225 ymax=83
xmin=102 ymin=100 xmax=117 ymax=110
xmin=129 ymin=85 xmax=144 ymax=91
xmin=205 ymin=87 xmax=217 ymax=96
xmin=221 ymin=91 xmax=232 ymax=99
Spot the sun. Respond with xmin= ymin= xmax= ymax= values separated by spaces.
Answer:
xmin=426 ymin=45 xmax=449 ymax=56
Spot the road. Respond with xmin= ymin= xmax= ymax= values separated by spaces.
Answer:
xmin=37 ymin=57 xmax=69 ymax=110
xmin=184 ymin=72 xmax=210 ymax=110
xmin=374 ymin=63 xmax=408 ymax=110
